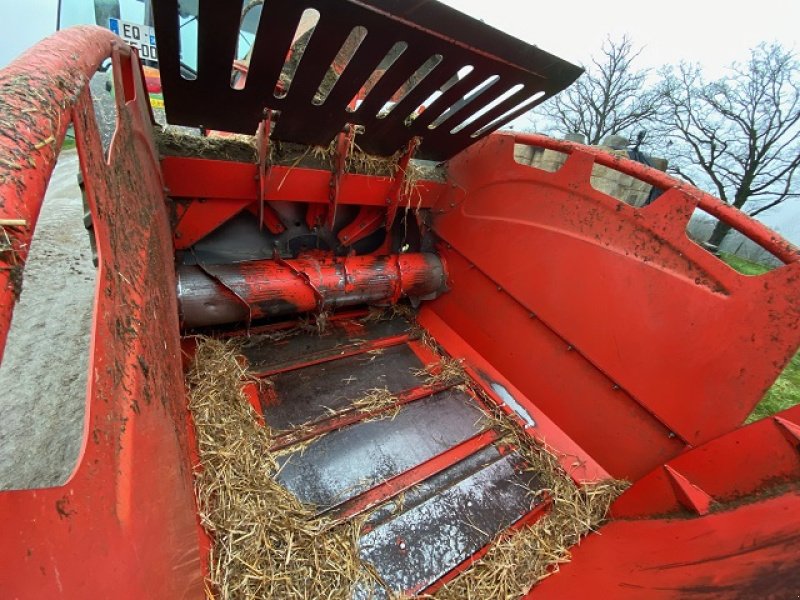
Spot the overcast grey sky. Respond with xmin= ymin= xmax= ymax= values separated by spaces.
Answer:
xmin=0 ymin=0 xmax=797 ymax=240
xmin=2 ymin=1 xmax=798 ymax=72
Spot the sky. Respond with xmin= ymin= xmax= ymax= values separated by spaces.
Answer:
xmin=2 ymin=0 xmax=798 ymax=73
xmin=0 ymin=0 xmax=797 ymax=240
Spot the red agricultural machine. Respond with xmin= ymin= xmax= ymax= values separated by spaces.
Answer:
xmin=1 ymin=1 xmax=800 ymax=598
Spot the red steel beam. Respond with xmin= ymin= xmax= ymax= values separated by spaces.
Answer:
xmin=173 ymin=197 xmax=251 ymax=248
xmin=161 ymin=156 xmax=446 ymax=207
xmin=249 ymin=332 xmax=412 ymax=377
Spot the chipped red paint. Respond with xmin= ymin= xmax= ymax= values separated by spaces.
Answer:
xmin=177 ymin=252 xmax=446 ymax=328
xmin=0 ymin=29 xmax=203 ymax=598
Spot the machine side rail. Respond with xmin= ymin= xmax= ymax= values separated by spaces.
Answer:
xmin=0 ymin=27 xmax=204 ymax=598
xmin=0 ymin=26 xmax=115 ymax=363
xmin=513 ymin=133 xmax=800 ymax=265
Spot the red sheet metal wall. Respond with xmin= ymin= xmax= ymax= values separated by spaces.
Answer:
xmin=0 ymin=29 xmax=203 ymax=599
xmin=428 ymin=133 xmax=800 ymax=480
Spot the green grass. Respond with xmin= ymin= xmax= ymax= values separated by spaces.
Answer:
xmin=61 ymin=137 xmax=76 ymax=151
xmin=719 ymin=252 xmax=771 ymax=275
xmin=718 ymin=253 xmax=799 ymax=422
xmin=747 ymin=351 xmax=800 ymax=423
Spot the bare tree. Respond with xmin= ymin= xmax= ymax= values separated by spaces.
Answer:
xmin=660 ymin=43 xmax=800 ymax=247
xmin=537 ymin=36 xmax=661 ymax=144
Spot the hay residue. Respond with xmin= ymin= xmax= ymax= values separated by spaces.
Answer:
xmin=187 ymin=338 xmax=378 ymax=599
xmin=298 ymin=310 xmax=330 ymax=336
xmin=271 ymin=140 xmax=333 ymax=171
xmin=189 ymin=337 xmax=627 ymax=599
xmin=361 ymin=304 xmax=417 ymax=324
xmin=346 ymin=139 xmax=398 ymax=178
xmin=433 ymin=401 xmax=628 ymax=599
xmin=155 ymin=127 xmax=258 ymax=162
xmin=414 ymin=356 xmax=467 ymax=386
xmin=350 ymin=387 xmax=401 ymax=419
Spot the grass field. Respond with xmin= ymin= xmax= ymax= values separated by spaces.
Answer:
xmin=719 ymin=253 xmax=800 ymax=422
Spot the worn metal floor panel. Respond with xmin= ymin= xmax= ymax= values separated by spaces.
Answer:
xmin=234 ymin=313 xmax=547 ymax=595
xmin=364 ymin=444 xmax=505 ymax=529
xmin=275 ymin=390 xmax=488 ymax=509
xmin=267 ymin=343 xmax=426 ymax=429
xmin=360 ymin=452 xmax=543 ymax=595
xmin=242 ymin=316 xmax=412 ymax=374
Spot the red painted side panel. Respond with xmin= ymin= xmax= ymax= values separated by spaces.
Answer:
xmin=161 ymin=156 xmax=445 ymax=206
xmin=612 ymin=405 xmax=800 ymax=518
xmin=425 ymin=247 xmax=685 ymax=480
xmin=429 ymin=133 xmax=800 ymax=477
xmin=533 ymin=491 xmax=800 ymax=599
xmin=0 ymin=31 xmax=203 ymax=599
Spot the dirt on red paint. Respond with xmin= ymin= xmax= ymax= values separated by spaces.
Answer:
xmin=0 ymin=149 xmax=94 ymax=490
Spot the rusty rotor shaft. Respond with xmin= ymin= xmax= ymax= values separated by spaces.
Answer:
xmin=178 ymin=253 xmax=446 ymax=328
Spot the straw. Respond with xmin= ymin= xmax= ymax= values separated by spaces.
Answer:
xmin=432 ymin=398 xmax=629 ymax=599
xmin=189 ymin=336 xmax=627 ymax=599
xmin=187 ymin=338 xmax=381 ymax=599
xmin=155 ymin=127 xmax=258 ymax=162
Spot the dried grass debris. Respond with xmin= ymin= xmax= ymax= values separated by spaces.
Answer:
xmin=187 ymin=338 xmax=379 ymax=599
xmin=432 ymin=401 xmax=628 ymax=599
xmin=189 ymin=336 xmax=627 ymax=600
xmin=155 ymin=127 xmax=258 ymax=162
xmin=298 ymin=310 xmax=330 ymax=336
xmin=361 ymin=304 xmax=417 ymax=324
xmin=414 ymin=356 xmax=467 ymax=386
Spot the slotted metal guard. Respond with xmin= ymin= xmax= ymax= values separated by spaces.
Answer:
xmin=152 ymin=0 xmax=582 ymax=160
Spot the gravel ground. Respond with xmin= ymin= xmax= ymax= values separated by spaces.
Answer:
xmin=0 ymin=70 xmax=182 ymax=491
xmin=0 ymin=149 xmax=95 ymax=490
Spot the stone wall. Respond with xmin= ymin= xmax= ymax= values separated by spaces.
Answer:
xmin=513 ymin=134 xmax=667 ymax=208
xmin=514 ymin=134 xmax=783 ymax=267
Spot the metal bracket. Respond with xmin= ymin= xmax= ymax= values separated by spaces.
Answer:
xmin=338 ymin=207 xmax=385 ymax=247
xmin=255 ymin=111 xmax=286 ymax=235
xmin=385 ymin=137 xmax=421 ymax=231
xmin=774 ymin=416 xmax=800 ymax=452
xmin=663 ymin=465 xmax=714 ymax=516
xmin=328 ymin=128 xmax=356 ymax=230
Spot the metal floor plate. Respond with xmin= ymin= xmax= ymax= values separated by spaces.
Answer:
xmin=227 ymin=314 xmax=548 ymax=595
xmin=242 ymin=316 xmax=412 ymax=374
xmin=359 ymin=451 xmax=543 ymax=594
xmin=275 ymin=389 xmax=488 ymax=509
xmin=266 ymin=343 xmax=426 ymax=429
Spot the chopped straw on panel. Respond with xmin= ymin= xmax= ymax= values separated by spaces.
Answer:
xmin=187 ymin=337 xmax=626 ymax=599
